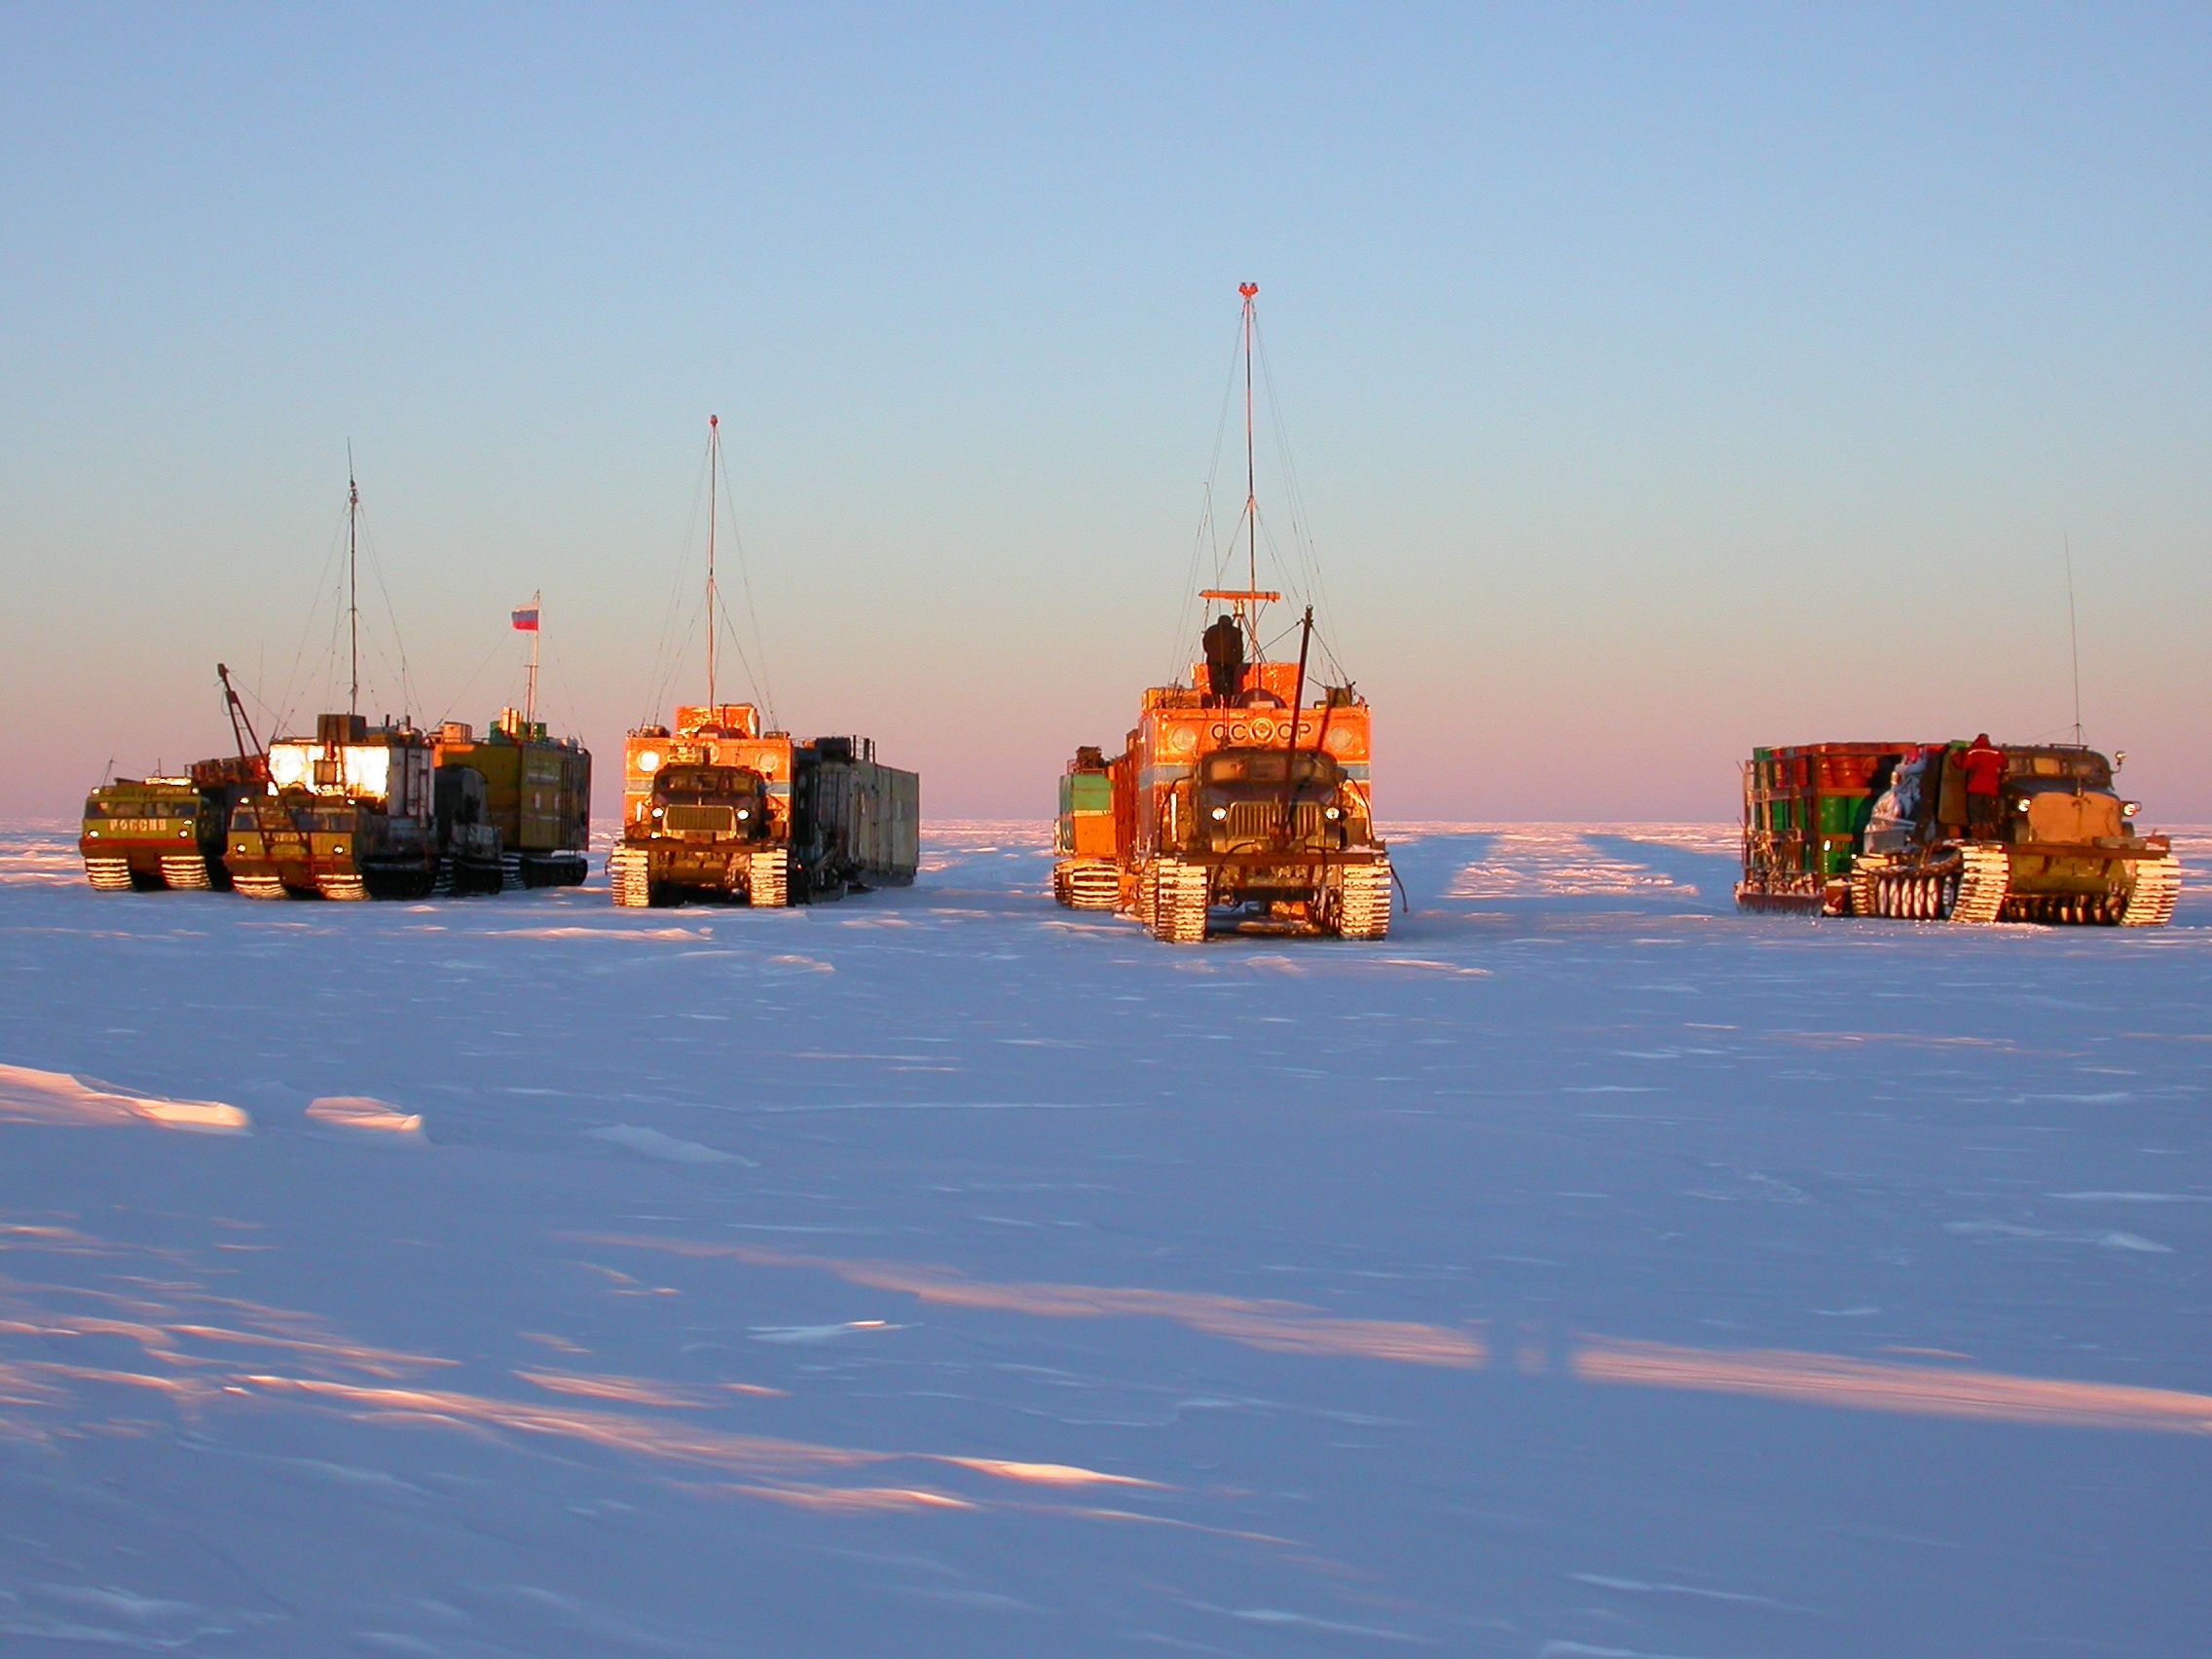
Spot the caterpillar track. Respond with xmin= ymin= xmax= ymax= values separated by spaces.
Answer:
xmin=2120 ymin=854 xmax=2182 ymax=927
xmin=316 ymin=874 xmax=368 ymax=902
xmin=1148 ymin=858 xmax=1209 ymax=943
xmin=529 ymin=851 xmax=589 ymax=888
xmin=234 ymin=874 xmax=288 ymax=900
xmin=1334 ymin=860 xmax=1392 ymax=940
xmin=1849 ymin=854 xmax=1887 ymax=920
xmin=84 ymin=858 xmax=134 ymax=893
xmin=1052 ymin=859 xmax=1120 ymax=911
xmin=159 ymin=855 xmax=212 ymax=890
xmin=1851 ymin=846 xmax=2006 ymax=924
xmin=1852 ymin=840 xmax=2175 ymax=927
xmin=608 ymin=847 xmax=652 ymax=908
xmin=1948 ymin=843 xmax=2009 ymax=924
xmin=748 ymin=848 xmax=790 ymax=908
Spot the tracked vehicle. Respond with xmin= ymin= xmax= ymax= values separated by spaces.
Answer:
xmin=80 ymin=762 xmax=263 ymax=892
xmin=225 ymin=713 xmax=449 ymax=900
xmin=1051 ymin=746 xmax=1122 ymax=909
xmin=223 ymin=462 xmax=526 ymax=901
xmin=1739 ymin=740 xmax=2179 ymax=926
xmin=433 ymin=708 xmax=592 ymax=889
xmin=609 ymin=707 xmax=917 ymax=907
xmin=79 ymin=666 xmax=274 ymax=892
xmin=1057 ymin=606 xmax=1388 ymax=942
xmin=1052 ymin=284 xmax=1390 ymax=943
xmin=608 ymin=416 xmax=919 ymax=909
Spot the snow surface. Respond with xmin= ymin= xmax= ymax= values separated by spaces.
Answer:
xmin=1 ymin=819 xmax=2207 ymax=1657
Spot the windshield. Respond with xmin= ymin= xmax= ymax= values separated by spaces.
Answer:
xmin=657 ymin=764 xmax=760 ymax=799
xmin=2003 ymin=749 xmax=2113 ymax=789
xmin=1200 ymin=750 xmax=1342 ymax=789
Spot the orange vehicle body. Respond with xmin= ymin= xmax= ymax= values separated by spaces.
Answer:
xmin=622 ymin=704 xmax=795 ymax=839
xmin=610 ymin=703 xmax=919 ymax=907
xmin=1055 ymin=623 xmax=1391 ymax=942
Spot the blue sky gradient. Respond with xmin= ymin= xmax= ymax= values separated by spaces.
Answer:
xmin=3 ymin=4 xmax=2207 ymax=820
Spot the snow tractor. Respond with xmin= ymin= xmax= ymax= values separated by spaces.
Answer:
xmin=1051 ymin=746 xmax=1122 ymax=909
xmin=1059 ymin=605 xmax=1388 ymax=943
xmin=79 ymin=664 xmax=271 ymax=892
xmin=1739 ymin=740 xmax=2178 ymax=925
xmin=79 ymin=759 xmax=263 ymax=892
xmin=225 ymin=713 xmax=449 ymax=900
xmin=608 ymin=417 xmax=919 ymax=910
xmin=608 ymin=706 xmax=918 ymax=907
xmin=1052 ymin=283 xmax=1390 ymax=943
xmin=433 ymin=707 xmax=592 ymax=888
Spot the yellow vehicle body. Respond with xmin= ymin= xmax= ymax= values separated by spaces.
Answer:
xmin=433 ymin=708 xmax=592 ymax=886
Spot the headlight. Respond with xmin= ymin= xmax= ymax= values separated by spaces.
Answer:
xmin=736 ymin=808 xmax=751 ymax=821
xmin=650 ymin=806 xmax=664 ymax=818
xmin=636 ymin=750 xmax=662 ymax=773
xmin=2014 ymin=799 xmax=2031 ymax=812
xmin=88 ymin=830 xmax=99 ymax=837
xmin=1209 ymin=806 xmax=1228 ymax=822
xmin=1324 ymin=806 xmax=1341 ymax=821
xmin=2123 ymin=801 xmax=2140 ymax=817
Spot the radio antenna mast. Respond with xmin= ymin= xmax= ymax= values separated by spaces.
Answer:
xmin=347 ymin=444 xmax=360 ymax=719
xmin=706 ymin=415 xmax=719 ymax=715
xmin=2064 ymin=533 xmax=2083 ymax=747
xmin=1239 ymin=281 xmax=1260 ymax=647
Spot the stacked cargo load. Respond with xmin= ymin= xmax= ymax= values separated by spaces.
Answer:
xmin=1737 ymin=742 xmax=1915 ymax=915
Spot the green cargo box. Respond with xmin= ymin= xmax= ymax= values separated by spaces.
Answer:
xmin=1061 ymin=773 xmax=1113 ymax=815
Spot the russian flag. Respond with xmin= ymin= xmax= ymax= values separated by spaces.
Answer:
xmin=511 ymin=606 xmax=539 ymax=632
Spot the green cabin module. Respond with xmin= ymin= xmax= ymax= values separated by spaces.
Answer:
xmin=1051 ymin=746 xmax=1121 ymax=909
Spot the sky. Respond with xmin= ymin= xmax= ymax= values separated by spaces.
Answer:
xmin=2 ymin=3 xmax=2207 ymax=823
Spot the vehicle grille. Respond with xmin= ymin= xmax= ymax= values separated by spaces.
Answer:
xmin=664 ymin=805 xmax=737 ymax=835
xmin=1223 ymin=801 xmax=1323 ymax=841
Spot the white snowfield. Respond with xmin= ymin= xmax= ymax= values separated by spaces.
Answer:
xmin=0 ymin=819 xmax=2206 ymax=1657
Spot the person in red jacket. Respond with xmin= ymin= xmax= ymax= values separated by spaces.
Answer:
xmin=1959 ymin=733 xmax=2006 ymax=838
